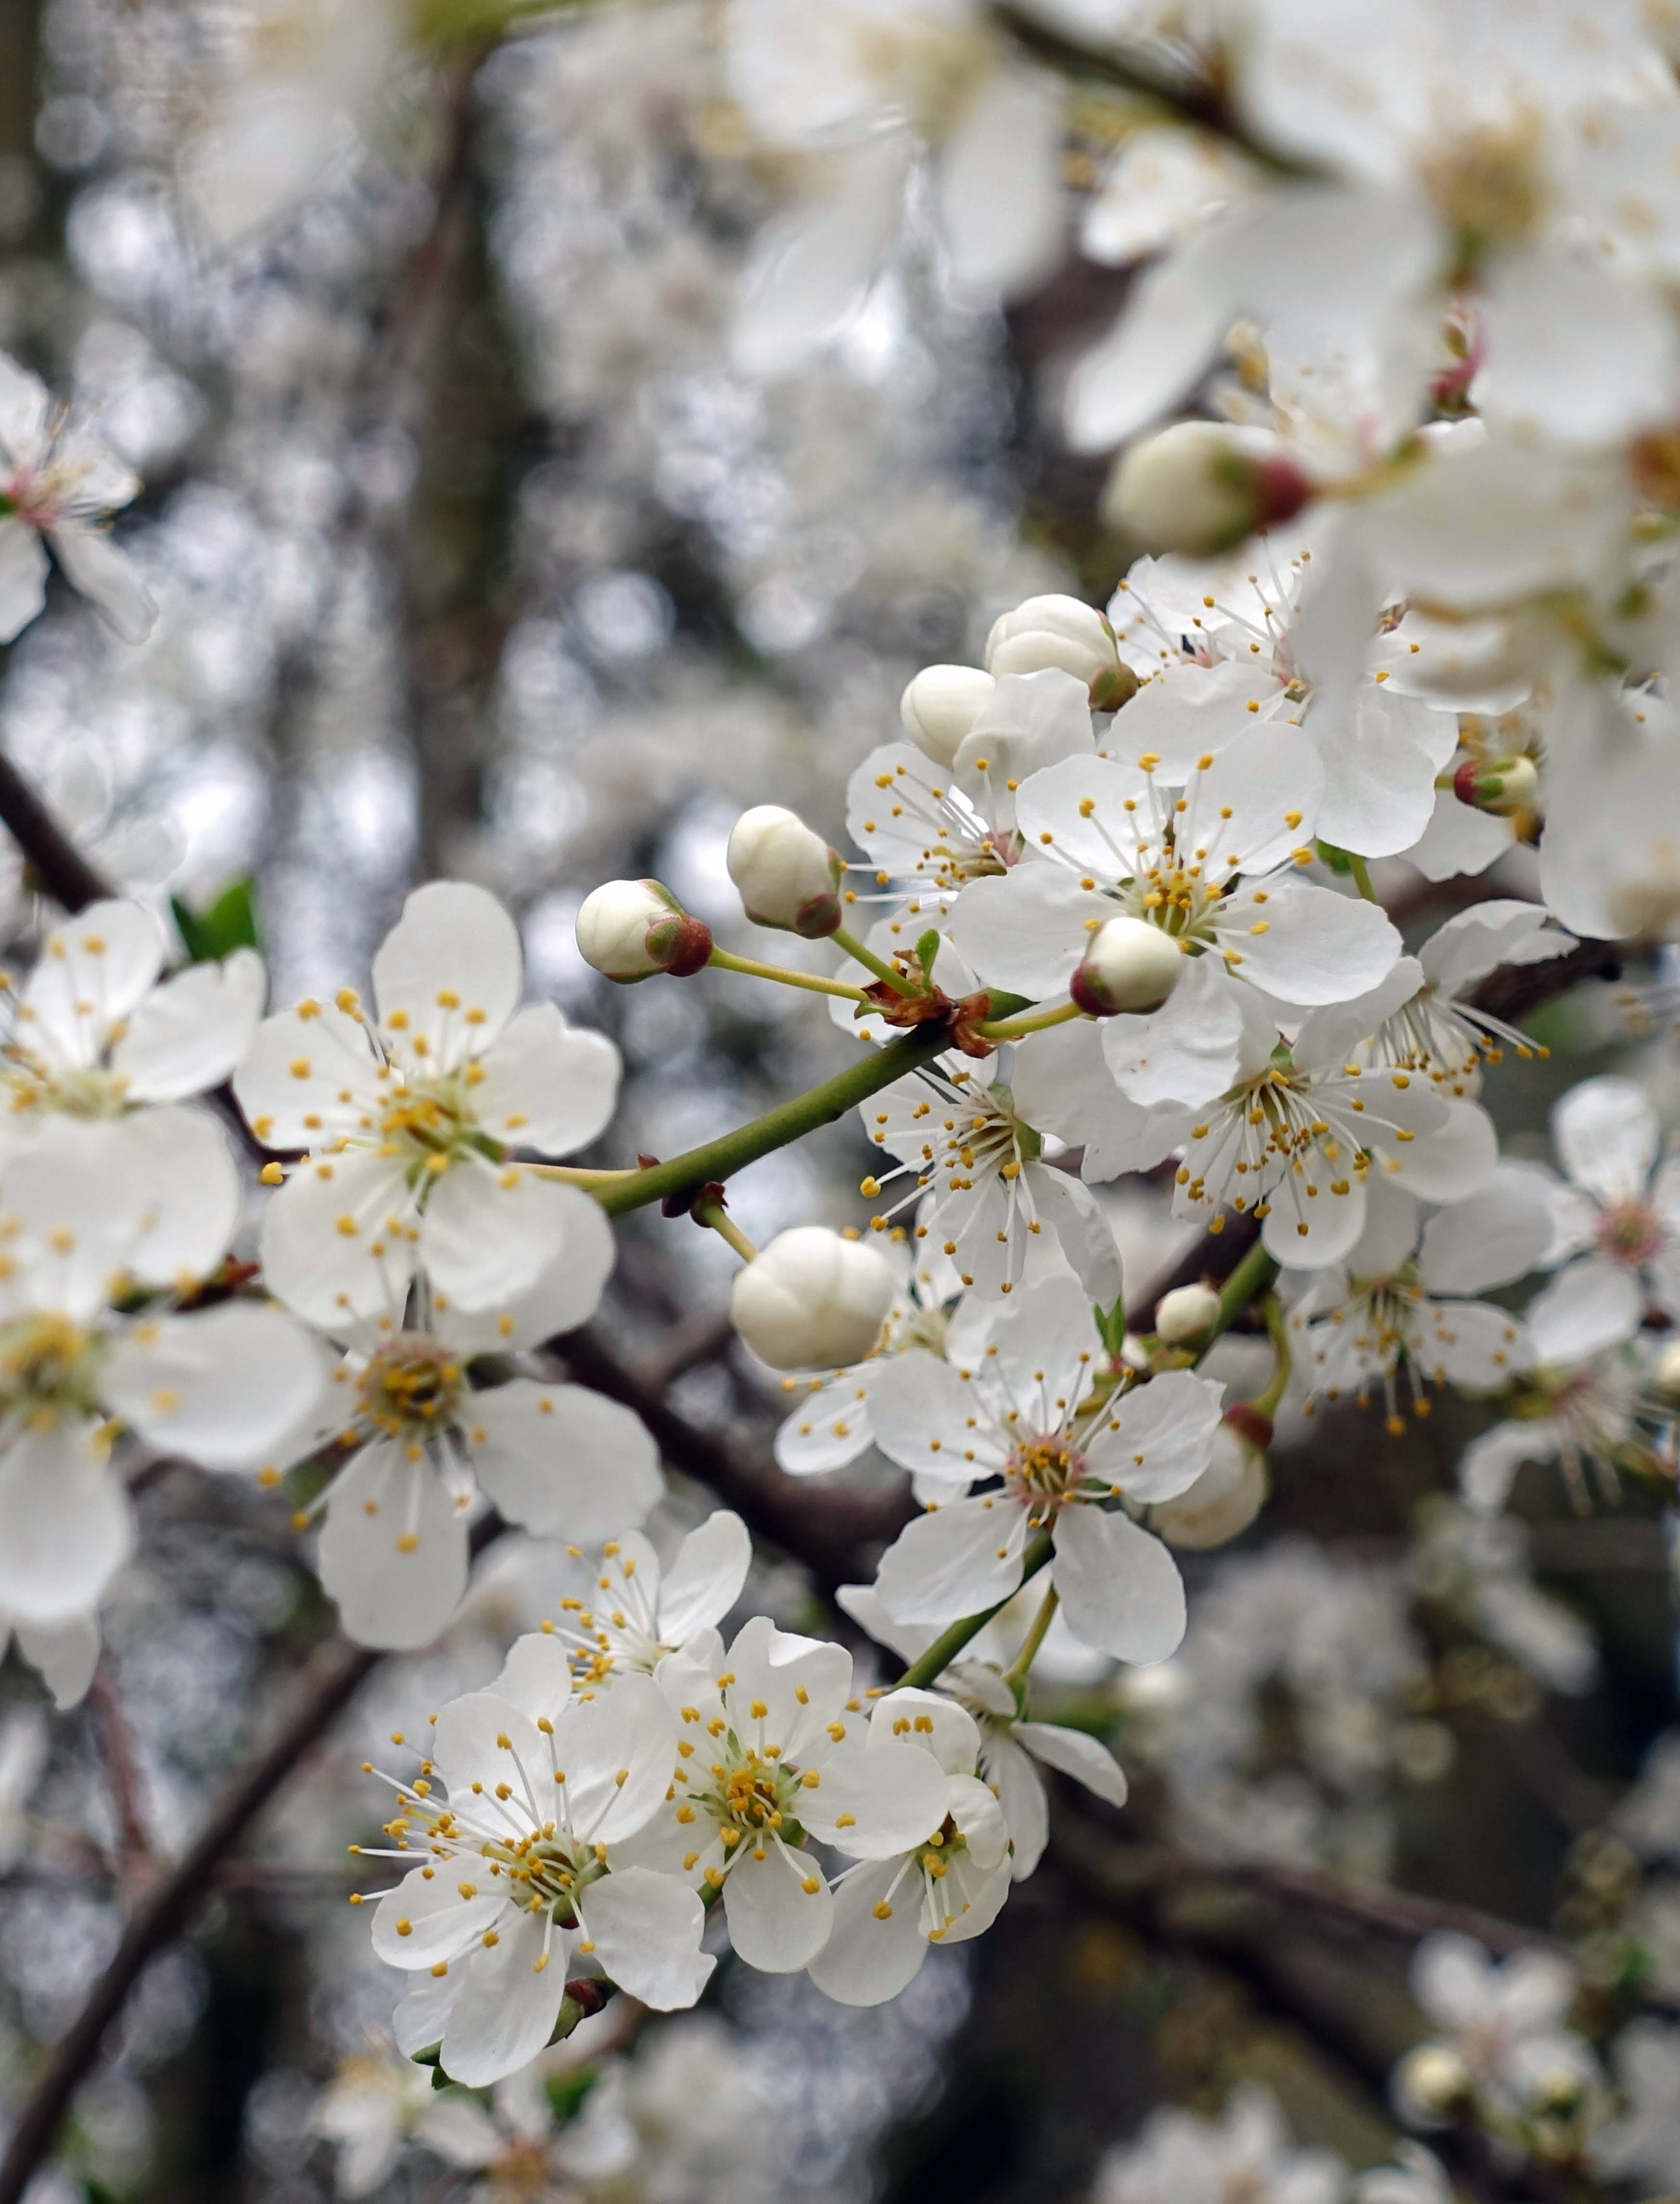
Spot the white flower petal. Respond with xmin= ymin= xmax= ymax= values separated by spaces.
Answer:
xmin=318 ymin=1442 xmax=471 ymax=1651
xmin=372 ymin=1865 xmax=506 ymax=1972
xmin=431 ymin=1203 xmax=616 ymax=1350
xmin=1221 ymin=878 xmax=1401 ymax=1006
xmin=1085 ymin=1367 xmax=1223 ymax=1503
xmin=488 ymin=1631 xmax=573 ymax=1724
xmin=13 ymin=1612 xmax=101 ymax=1709
xmin=723 ymin=1840 xmax=835 ymax=1973
xmin=465 ymin=1380 xmax=662 ymax=1542
xmin=551 ymin=1671 xmax=678 ymax=1846
xmin=1461 ymin=1420 xmax=1553 ymax=1514
xmin=733 ymin=133 xmax=912 ymax=379
xmin=1014 ymin=1720 xmax=1129 ymax=1809
xmin=111 ymin=949 xmax=266 ymax=1102
xmin=949 ymin=864 xmax=1110 ymax=998
xmin=0 ymin=1424 xmax=131 ymax=1623
xmin=1417 ymin=1172 xmax=1555 ymax=1295
xmin=372 ymin=882 xmax=523 ymax=1069
xmin=657 ymin=1510 xmax=752 ymax=1643
xmin=805 ymin=1857 xmax=929 ymax=2007
xmin=1101 ymin=954 xmax=1245 ymax=1108
xmin=439 ymin=1910 xmax=568 ymax=2089
xmin=104 ymin=1301 xmax=328 ymax=1469
xmin=259 ymin=1149 xmax=420 ymax=1330
xmin=0 ymin=519 xmax=48 ymax=643
xmin=802 ymin=1740 xmax=950 ymax=1860
xmin=874 ymin=1498 xmax=1028 ymax=1626
xmin=1051 ymin=1507 xmax=1185 ymax=1664
xmin=24 ymin=900 xmax=165 ymax=1067
xmin=419 ymin=1160 xmax=585 ymax=1313
xmin=866 ymin=1352 xmax=1006 ymax=1483
xmin=936 ymin=66 xmax=1063 ymax=298
xmin=234 ymin=1001 xmax=383 ymax=1149
xmin=1525 ymin=1258 xmax=1644 ymax=1359
xmin=581 ymin=1867 xmax=713 ymax=2009
xmin=1024 ymin=1164 xmax=1124 ymax=1307
xmin=471 ymin=1003 xmax=621 ymax=1158
xmin=986 ymin=1734 xmax=1049 ymax=1878
xmin=1552 ymin=1076 xmax=1658 ymax=1208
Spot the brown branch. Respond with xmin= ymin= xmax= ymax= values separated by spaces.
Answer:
xmin=0 ymin=749 xmax=108 ymax=914
xmin=85 ymin=1669 xmax=153 ymax=1887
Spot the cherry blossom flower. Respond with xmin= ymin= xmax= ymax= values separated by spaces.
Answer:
xmin=0 ymin=351 xmax=157 ymax=644
xmin=1520 ymin=1075 xmax=1680 ymax=1356
xmin=1591 ymin=2020 xmax=1680 ymax=2191
xmin=0 ymin=899 xmax=264 ymax=1144
xmin=1092 ymin=2084 xmax=1348 ymax=2204
xmin=367 ymin=1631 xmax=713 ymax=2088
xmin=1287 ymin=1175 xmax=1551 ymax=1430
xmin=281 ymin=1302 xmax=663 ymax=1653
xmin=838 ymin=1583 xmax=1129 ymax=1878
xmin=950 ymin=726 xmax=1402 ymax=1108
xmin=545 ymin=1511 xmax=752 ymax=1688
xmin=806 ymin=1689 xmax=1013 ymax=2007
xmin=312 ymin=2042 xmax=439 ymax=2200
xmin=865 ymin=1276 xmax=1222 ymax=1662
xmin=860 ymin=1055 xmax=1123 ymax=1303
xmin=1398 ymin=1932 xmax=1602 ymax=2135
xmin=623 ymin=1614 xmax=950 ymax=1975
xmin=236 ymin=882 xmax=620 ymax=1330
xmin=0 ymin=1117 xmax=324 ymax=1626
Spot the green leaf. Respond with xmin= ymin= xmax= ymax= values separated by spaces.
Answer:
xmin=542 ymin=2065 xmax=598 ymax=2126
xmin=171 ymin=876 xmax=262 ymax=964
xmin=914 ymin=929 xmax=942 ymax=983
xmin=1094 ymin=1297 xmax=1128 ymax=1358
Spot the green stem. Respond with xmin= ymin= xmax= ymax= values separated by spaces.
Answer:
xmin=1002 ymin=1583 xmax=1060 ymax=1698
xmin=1250 ymin=1291 xmax=1292 ymax=1420
xmin=529 ymin=1163 xmax=639 ymax=1188
xmin=894 ymin=1533 xmax=1055 ymax=1691
xmin=707 ymin=945 xmax=868 ymax=1003
xmin=1204 ymin=1239 xmax=1279 ymax=1349
xmin=593 ymin=1027 xmax=951 ymax=1218
xmin=1348 ymin=853 xmax=1378 ymax=903
xmin=693 ymin=1199 xmax=758 ymax=1264
xmin=831 ymin=924 xmax=918 ymax=997
xmin=977 ymin=999 xmax=1086 ymax=1043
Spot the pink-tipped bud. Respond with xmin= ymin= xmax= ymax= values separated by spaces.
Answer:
xmin=1103 ymin=420 xmax=1314 ymax=557
xmin=1451 ymin=754 xmax=1539 ymax=817
xmin=1070 ymin=915 xmax=1184 ymax=1017
xmin=726 ymin=805 xmax=844 ymax=939
xmin=576 ymin=879 xmax=713 ymax=983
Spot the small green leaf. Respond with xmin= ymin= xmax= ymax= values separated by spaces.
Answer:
xmin=171 ymin=876 xmax=263 ymax=963
xmin=1094 ymin=1298 xmax=1128 ymax=1358
xmin=914 ymin=929 xmax=941 ymax=982
xmin=1313 ymin=839 xmax=1353 ymax=875
xmin=543 ymin=2065 xmax=598 ymax=2125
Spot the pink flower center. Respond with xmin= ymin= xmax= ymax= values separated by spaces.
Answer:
xmin=1005 ymin=1433 xmax=1083 ymax=1511
xmin=1595 ymin=1201 xmax=1661 ymax=1268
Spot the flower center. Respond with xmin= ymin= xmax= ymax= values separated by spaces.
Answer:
xmin=1595 ymin=1202 xmax=1661 ymax=1268
xmin=705 ymin=1743 xmax=802 ymax=1849
xmin=0 ymin=1312 xmax=100 ymax=1426
xmin=1005 ymin=1433 xmax=1082 ymax=1506
xmin=354 ymin=1336 xmax=465 ymax=1439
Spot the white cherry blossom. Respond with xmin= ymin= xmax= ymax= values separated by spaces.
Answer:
xmin=806 ymin=1689 xmax=1013 ymax=2007
xmin=859 ymin=1053 xmax=1123 ymax=1302
xmin=0 ymin=1117 xmax=323 ymax=1625
xmin=0 ymin=351 xmax=157 ymax=643
xmin=236 ymin=882 xmax=620 ymax=1330
xmin=366 ymin=1631 xmax=712 ymax=2087
xmin=865 ymin=1276 xmax=1222 ymax=1663
xmin=0 ymin=899 xmax=265 ymax=1142
xmin=1092 ymin=2084 xmax=1348 ymax=2204
xmin=623 ymin=1614 xmax=950 ymax=1975
xmin=546 ymin=1511 xmax=752 ymax=1688
xmin=1520 ymin=1076 xmax=1680 ymax=1356
xmin=1287 ymin=1175 xmax=1551 ymax=1430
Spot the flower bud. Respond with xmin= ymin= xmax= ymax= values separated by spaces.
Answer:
xmin=1070 ymin=916 xmax=1184 ymax=1017
xmin=985 ymin=594 xmax=1120 ymax=694
xmin=1151 ymin=1419 xmax=1268 ymax=1550
xmin=730 ymin=1226 xmax=895 ymax=1372
xmin=1102 ymin=420 xmax=1313 ymax=557
xmin=1451 ymin=754 xmax=1539 ymax=817
xmin=1156 ymin=1281 xmax=1222 ymax=1343
xmin=725 ymin=806 xmax=844 ymax=938
xmin=900 ymin=665 xmax=996 ymax=768
xmin=575 ymin=878 xmax=713 ymax=982
xmin=1396 ymin=2044 xmax=1473 ymax=2122
xmin=1652 ymin=1339 xmax=1680 ymax=1403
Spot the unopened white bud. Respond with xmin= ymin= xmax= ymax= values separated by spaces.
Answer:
xmin=1103 ymin=420 xmax=1313 ymax=557
xmin=730 ymin=1227 xmax=895 ymax=1372
xmin=1396 ymin=2044 xmax=1473 ymax=2121
xmin=576 ymin=878 xmax=713 ymax=982
xmin=900 ymin=665 xmax=996 ymax=768
xmin=1653 ymin=1339 xmax=1680 ymax=1402
xmin=1070 ymin=916 xmax=1184 ymax=1017
xmin=1151 ymin=1420 xmax=1267 ymax=1550
xmin=725 ymin=805 xmax=844 ymax=938
xmin=1156 ymin=1282 xmax=1222 ymax=1344
xmin=1451 ymin=754 xmax=1540 ymax=817
xmin=986 ymin=594 xmax=1117 ymax=688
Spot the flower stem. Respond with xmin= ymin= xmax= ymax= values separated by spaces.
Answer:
xmin=1002 ymin=1583 xmax=1060 ymax=1699
xmin=692 ymin=1198 xmax=758 ymax=1264
xmin=1348 ymin=853 xmax=1378 ymax=903
xmin=530 ymin=1164 xmax=640 ymax=1188
xmin=894 ymin=1533 xmax=1055 ymax=1691
xmin=977 ymin=999 xmax=1085 ymax=1042
xmin=1205 ymin=1239 xmax=1279 ymax=1349
xmin=592 ymin=1026 xmax=953 ymax=1218
xmin=1250 ymin=1291 xmax=1292 ymax=1420
xmin=831 ymin=924 xmax=919 ymax=997
xmin=707 ymin=946 xmax=868 ymax=1003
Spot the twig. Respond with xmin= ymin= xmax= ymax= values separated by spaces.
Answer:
xmin=85 ymin=1669 xmax=153 ymax=1886
xmin=0 ymin=748 xmax=107 ymax=914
